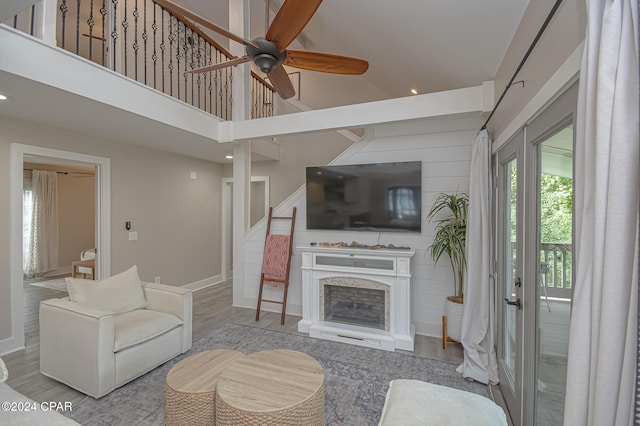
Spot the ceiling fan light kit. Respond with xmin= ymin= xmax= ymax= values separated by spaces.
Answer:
xmin=246 ymin=37 xmax=287 ymax=74
xmin=155 ymin=0 xmax=368 ymax=99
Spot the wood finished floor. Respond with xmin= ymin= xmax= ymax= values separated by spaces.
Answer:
xmin=5 ymin=279 xmax=512 ymax=425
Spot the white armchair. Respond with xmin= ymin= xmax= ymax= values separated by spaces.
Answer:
xmin=39 ymin=266 xmax=192 ymax=398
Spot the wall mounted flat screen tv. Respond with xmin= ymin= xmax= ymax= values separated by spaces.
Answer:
xmin=306 ymin=161 xmax=422 ymax=233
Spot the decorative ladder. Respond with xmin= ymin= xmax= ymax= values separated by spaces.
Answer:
xmin=255 ymin=207 xmax=297 ymax=325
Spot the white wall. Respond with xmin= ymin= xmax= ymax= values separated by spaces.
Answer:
xmin=239 ymin=117 xmax=481 ymax=337
xmin=0 ymin=116 xmax=224 ymax=348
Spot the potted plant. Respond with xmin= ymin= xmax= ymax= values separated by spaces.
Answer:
xmin=427 ymin=192 xmax=468 ymax=343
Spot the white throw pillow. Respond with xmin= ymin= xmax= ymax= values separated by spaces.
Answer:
xmin=66 ymin=265 xmax=147 ymax=314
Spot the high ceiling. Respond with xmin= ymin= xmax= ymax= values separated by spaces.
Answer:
xmin=181 ymin=0 xmax=530 ymax=104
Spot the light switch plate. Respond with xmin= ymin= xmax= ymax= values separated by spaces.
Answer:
xmin=128 ymin=231 xmax=138 ymax=241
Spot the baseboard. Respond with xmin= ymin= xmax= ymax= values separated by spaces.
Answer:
xmin=0 ymin=335 xmax=25 ymax=357
xmin=183 ymin=274 xmax=225 ymax=291
xmin=43 ymin=266 xmax=72 ymax=278
xmin=234 ymin=301 xmax=303 ymax=317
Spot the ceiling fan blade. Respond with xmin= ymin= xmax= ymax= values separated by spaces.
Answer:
xmin=155 ymin=0 xmax=257 ymax=48
xmin=265 ymin=0 xmax=322 ymax=51
xmin=283 ymin=50 xmax=369 ymax=75
xmin=187 ymin=56 xmax=251 ymax=73
xmin=268 ymin=65 xmax=296 ymax=99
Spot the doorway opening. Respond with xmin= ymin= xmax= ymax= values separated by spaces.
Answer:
xmin=5 ymin=144 xmax=111 ymax=355
xmin=221 ymin=176 xmax=270 ymax=282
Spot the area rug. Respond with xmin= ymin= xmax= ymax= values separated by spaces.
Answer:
xmin=66 ymin=323 xmax=491 ymax=425
xmin=29 ymin=277 xmax=68 ymax=293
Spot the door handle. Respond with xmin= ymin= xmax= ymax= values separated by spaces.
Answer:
xmin=504 ymin=298 xmax=522 ymax=310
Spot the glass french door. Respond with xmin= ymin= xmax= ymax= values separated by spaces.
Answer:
xmin=495 ymin=81 xmax=577 ymax=425
xmin=496 ymin=131 xmax=525 ymax=425
xmin=531 ymin=124 xmax=573 ymax=425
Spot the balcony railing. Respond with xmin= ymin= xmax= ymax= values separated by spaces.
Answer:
xmin=540 ymin=242 xmax=572 ymax=299
xmin=6 ymin=0 xmax=274 ymax=120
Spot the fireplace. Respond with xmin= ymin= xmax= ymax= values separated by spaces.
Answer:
xmin=298 ymin=246 xmax=415 ymax=352
xmin=320 ymin=278 xmax=389 ymax=331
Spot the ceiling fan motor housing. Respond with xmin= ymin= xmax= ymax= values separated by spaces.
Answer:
xmin=247 ymin=37 xmax=287 ymax=73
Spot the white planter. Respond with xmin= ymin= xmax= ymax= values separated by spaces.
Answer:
xmin=444 ymin=297 xmax=464 ymax=342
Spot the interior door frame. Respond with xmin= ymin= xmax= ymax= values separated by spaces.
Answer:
xmin=221 ymin=176 xmax=270 ymax=282
xmin=495 ymin=130 xmax=525 ymax=425
xmin=5 ymin=143 xmax=111 ymax=355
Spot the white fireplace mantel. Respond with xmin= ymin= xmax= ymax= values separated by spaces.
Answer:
xmin=297 ymin=246 xmax=415 ymax=351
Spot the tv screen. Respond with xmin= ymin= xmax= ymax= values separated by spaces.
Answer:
xmin=306 ymin=161 xmax=422 ymax=233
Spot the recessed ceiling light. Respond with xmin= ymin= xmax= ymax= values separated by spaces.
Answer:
xmin=410 ymin=89 xmax=418 ymax=95
xmin=225 ymin=155 xmax=233 ymax=159
xmin=0 ymin=94 xmax=7 ymax=100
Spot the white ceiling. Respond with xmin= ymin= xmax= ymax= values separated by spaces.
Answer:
xmin=177 ymin=0 xmax=529 ymax=100
xmin=293 ymin=0 xmax=529 ymax=99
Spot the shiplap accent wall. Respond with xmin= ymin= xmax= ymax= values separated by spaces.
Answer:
xmin=241 ymin=117 xmax=480 ymax=337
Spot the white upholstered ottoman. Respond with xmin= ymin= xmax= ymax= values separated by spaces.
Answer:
xmin=378 ymin=379 xmax=507 ymax=426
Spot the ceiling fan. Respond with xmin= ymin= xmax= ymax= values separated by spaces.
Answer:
xmin=154 ymin=0 xmax=369 ymax=99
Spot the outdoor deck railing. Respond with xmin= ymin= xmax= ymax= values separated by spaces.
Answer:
xmin=7 ymin=0 xmax=274 ymax=120
xmin=540 ymin=242 xmax=572 ymax=299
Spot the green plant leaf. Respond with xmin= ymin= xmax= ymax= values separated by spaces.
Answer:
xmin=427 ymin=192 xmax=468 ymax=298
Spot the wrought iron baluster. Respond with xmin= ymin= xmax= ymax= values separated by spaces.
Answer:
xmin=59 ymin=0 xmax=68 ymax=49
xmin=111 ymin=0 xmax=118 ymax=71
xmin=88 ymin=0 xmax=95 ymax=62
xmin=160 ymin=8 xmax=166 ymax=93
xmin=203 ymin=43 xmax=208 ymax=113
xmin=30 ymin=4 xmax=36 ymax=36
xmin=76 ymin=0 xmax=81 ymax=54
xmin=143 ymin=0 xmax=148 ymax=85
xmin=100 ymin=0 xmax=106 ymax=66
xmin=133 ymin=0 xmax=139 ymax=81
xmin=168 ymin=14 xmax=174 ymax=97
xmin=152 ymin=0 xmax=158 ymax=89
xmin=196 ymin=36 xmax=201 ymax=109
xmin=122 ymin=0 xmax=128 ymax=76
xmin=183 ymin=26 xmax=189 ymax=104
xmin=227 ymin=66 xmax=232 ymax=120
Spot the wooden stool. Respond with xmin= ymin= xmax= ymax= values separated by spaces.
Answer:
xmin=165 ymin=349 xmax=244 ymax=426
xmin=215 ymin=349 xmax=325 ymax=426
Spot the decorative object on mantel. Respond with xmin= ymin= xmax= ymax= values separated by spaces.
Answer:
xmin=318 ymin=241 xmax=411 ymax=250
xmin=256 ymin=207 xmax=297 ymax=325
xmin=426 ymin=192 xmax=469 ymax=349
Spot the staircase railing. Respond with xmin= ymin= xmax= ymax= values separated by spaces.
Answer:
xmin=6 ymin=0 xmax=274 ymax=121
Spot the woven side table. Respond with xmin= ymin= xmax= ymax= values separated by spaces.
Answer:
xmin=215 ymin=349 xmax=325 ymax=426
xmin=165 ymin=349 xmax=244 ymax=426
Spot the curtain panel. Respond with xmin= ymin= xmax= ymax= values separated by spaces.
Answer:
xmin=23 ymin=169 xmax=59 ymax=278
xmin=564 ymin=0 xmax=639 ymax=424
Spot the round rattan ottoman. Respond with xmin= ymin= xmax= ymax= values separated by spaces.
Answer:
xmin=215 ymin=349 xmax=325 ymax=426
xmin=165 ymin=349 xmax=244 ymax=426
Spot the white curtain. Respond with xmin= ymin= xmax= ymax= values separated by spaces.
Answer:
xmin=456 ymin=129 xmax=499 ymax=385
xmin=23 ymin=170 xmax=59 ymax=278
xmin=564 ymin=0 xmax=639 ymax=424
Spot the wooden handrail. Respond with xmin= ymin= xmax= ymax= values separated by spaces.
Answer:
xmin=155 ymin=4 xmax=233 ymax=60
xmin=156 ymin=2 xmax=274 ymax=92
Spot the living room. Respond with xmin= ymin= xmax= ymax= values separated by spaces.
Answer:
xmin=0 ymin=0 xmax=637 ymax=425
